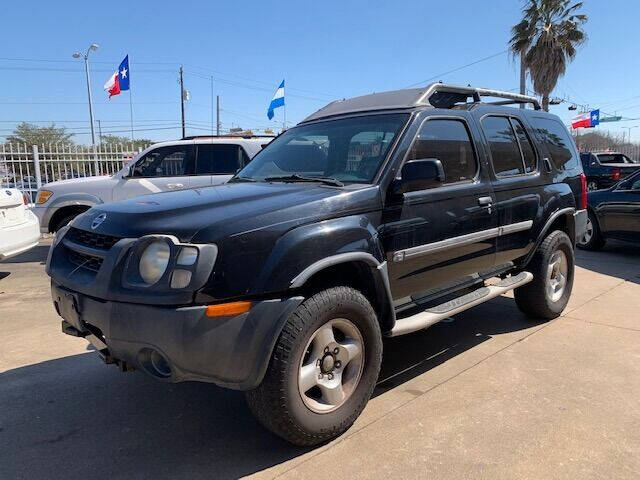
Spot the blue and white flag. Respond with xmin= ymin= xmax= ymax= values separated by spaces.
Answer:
xmin=267 ymin=80 xmax=285 ymax=120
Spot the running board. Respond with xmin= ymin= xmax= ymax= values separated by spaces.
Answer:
xmin=387 ymin=271 xmax=533 ymax=337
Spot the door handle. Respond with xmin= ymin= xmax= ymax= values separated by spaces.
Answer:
xmin=167 ymin=183 xmax=184 ymax=189
xmin=478 ymin=196 xmax=493 ymax=206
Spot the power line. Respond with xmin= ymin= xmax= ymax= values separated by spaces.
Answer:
xmin=405 ymin=49 xmax=509 ymax=88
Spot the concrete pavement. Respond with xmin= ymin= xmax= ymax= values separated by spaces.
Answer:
xmin=1 ymin=239 xmax=639 ymax=479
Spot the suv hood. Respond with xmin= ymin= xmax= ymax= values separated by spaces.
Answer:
xmin=72 ymin=182 xmax=380 ymax=243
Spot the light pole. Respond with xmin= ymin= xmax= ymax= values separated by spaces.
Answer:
xmin=73 ymin=43 xmax=99 ymax=174
xmin=623 ymin=126 xmax=638 ymax=144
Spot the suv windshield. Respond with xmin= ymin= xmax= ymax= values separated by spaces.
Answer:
xmin=234 ymin=114 xmax=409 ymax=184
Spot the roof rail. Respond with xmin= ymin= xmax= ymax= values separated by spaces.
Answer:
xmin=417 ymin=83 xmax=541 ymax=110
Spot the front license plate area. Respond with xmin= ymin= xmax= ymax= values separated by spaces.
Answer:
xmin=56 ymin=291 xmax=84 ymax=332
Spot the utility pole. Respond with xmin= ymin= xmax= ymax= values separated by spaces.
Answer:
xmin=214 ymin=75 xmax=215 ymax=136
xmin=97 ymin=120 xmax=102 ymax=144
xmin=73 ymin=43 xmax=99 ymax=174
xmin=216 ymin=95 xmax=220 ymax=136
xmin=179 ymin=65 xmax=186 ymax=138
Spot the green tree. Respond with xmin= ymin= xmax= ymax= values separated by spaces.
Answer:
xmin=509 ymin=0 xmax=587 ymax=111
xmin=6 ymin=122 xmax=74 ymax=146
xmin=100 ymin=134 xmax=152 ymax=150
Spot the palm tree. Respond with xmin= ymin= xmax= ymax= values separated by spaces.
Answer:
xmin=510 ymin=0 xmax=587 ymax=111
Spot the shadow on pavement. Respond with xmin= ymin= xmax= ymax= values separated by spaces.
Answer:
xmin=0 ymin=297 xmax=537 ymax=480
xmin=575 ymin=240 xmax=640 ymax=284
xmin=0 ymin=244 xmax=50 ymax=265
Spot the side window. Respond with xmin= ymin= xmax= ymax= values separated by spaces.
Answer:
xmin=481 ymin=116 xmax=524 ymax=177
xmin=512 ymin=119 xmax=537 ymax=173
xmin=196 ymin=144 xmax=242 ymax=175
xmin=530 ymin=117 xmax=579 ymax=171
xmin=407 ymin=119 xmax=477 ymax=185
xmin=132 ymin=145 xmax=195 ymax=177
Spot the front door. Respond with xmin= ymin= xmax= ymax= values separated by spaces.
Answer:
xmin=598 ymin=175 xmax=640 ymax=243
xmin=113 ymin=143 xmax=196 ymax=201
xmin=382 ymin=114 xmax=497 ymax=305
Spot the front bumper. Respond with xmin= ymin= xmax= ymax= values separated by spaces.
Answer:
xmin=0 ymin=210 xmax=40 ymax=260
xmin=573 ymin=209 xmax=588 ymax=243
xmin=52 ymin=282 xmax=303 ymax=390
xmin=33 ymin=205 xmax=51 ymax=234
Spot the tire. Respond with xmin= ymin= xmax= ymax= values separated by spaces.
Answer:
xmin=53 ymin=214 xmax=77 ymax=232
xmin=576 ymin=209 xmax=605 ymax=251
xmin=514 ymin=230 xmax=575 ymax=320
xmin=246 ymin=286 xmax=383 ymax=446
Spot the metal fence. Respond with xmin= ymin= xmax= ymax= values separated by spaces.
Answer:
xmin=574 ymin=139 xmax=640 ymax=162
xmin=0 ymin=143 xmax=148 ymax=202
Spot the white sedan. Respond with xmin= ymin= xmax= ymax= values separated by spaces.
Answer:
xmin=0 ymin=188 xmax=40 ymax=260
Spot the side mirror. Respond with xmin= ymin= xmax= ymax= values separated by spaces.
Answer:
xmin=393 ymin=158 xmax=445 ymax=195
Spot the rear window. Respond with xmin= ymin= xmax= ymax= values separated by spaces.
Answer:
xmin=597 ymin=154 xmax=635 ymax=164
xmin=530 ymin=117 xmax=579 ymax=171
xmin=196 ymin=144 xmax=243 ymax=174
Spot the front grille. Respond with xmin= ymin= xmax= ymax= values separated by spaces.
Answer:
xmin=67 ymin=249 xmax=103 ymax=272
xmin=67 ymin=227 xmax=121 ymax=250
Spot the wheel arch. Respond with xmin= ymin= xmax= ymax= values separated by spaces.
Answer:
xmin=291 ymin=253 xmax=396 ymax=333
xmin=522 ymin=207 xmax=576 ymax=266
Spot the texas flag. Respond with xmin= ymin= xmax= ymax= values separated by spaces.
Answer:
xmin=103 ymin=55 xmax=130 ymax=98
xmin=571 ymin=109 xmax=600 ymax=129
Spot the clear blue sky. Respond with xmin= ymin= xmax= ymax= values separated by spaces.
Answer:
xmin=1 ymin=0 xmax=639 ymax=143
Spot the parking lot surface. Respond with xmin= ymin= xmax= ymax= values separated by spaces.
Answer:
xmin=1 ymin=239 xmax=639 ymax=479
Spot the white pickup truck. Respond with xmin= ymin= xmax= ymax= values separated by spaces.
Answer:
xmin=34 ymin=136 xmax=269 ymax=233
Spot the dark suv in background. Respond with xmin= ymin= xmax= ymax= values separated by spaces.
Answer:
xmin=580 ymin=151 xmax=640 ymax=191
xmin=47 ymin=83 xmax=587 ymax=446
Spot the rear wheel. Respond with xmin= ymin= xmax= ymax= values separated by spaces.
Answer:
xmin=577 ymin=210 xmax=605 ymax=250
xmin=515 ymin=230 xmax=574 ymax=320
xmin=246 ymin=286 xmax=382 ymax=446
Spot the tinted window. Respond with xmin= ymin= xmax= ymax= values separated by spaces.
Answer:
xmin=482 ymin=116 xmax=524 ymax=177
xmin=132 ymin=145 xmax=195 ymax=177
xmin=196 ymin=144 xmax=242 ymax=174
xmin=237 ymin=114 xmax=408 ymax=183
xmin=531 ymin=117 xmax=578 ymax=171
xmin=407 ymin=119 xmax=477 ymax=185
xmin=512 ymin=119 xmax=537 ymax=173
xmin=597 ymin=154 xmax=635 ymax=164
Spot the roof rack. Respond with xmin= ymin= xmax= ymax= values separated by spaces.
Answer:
xmin=182 ymin=134 xmax=276 ymax=140
xmin=417 ymin=83 xmax=541 ymax=110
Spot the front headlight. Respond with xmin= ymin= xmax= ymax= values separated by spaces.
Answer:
xmin=139 ymin=241 xmax=171 ymax=285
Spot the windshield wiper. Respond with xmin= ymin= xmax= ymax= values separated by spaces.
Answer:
xmin=264 ymin=174 xmax=344 ymax=187
xmin=228 ymin=176 xmax=257 ymax=183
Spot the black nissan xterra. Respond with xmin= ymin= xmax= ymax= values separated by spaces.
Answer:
xmin=47 ymin=83 xmax=588 ymax=446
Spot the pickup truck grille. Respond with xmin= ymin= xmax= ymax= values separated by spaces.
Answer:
xmin=67 ymin=227 xmax=121 ymax=250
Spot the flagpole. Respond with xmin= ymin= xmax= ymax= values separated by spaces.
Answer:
xmin=129 ymin=89 xmax=134 ymax=141
xmin=283 ymin=81 xmax=286 ymax=132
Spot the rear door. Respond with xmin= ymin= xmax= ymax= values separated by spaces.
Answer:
xmin=194 ymin=143 xmax=249 ymax=187
xmin=478 ymin=114 xmax=542 ymax=265
xmin=113 ymin=143 xmax=196 ymax=200
xmin=383 ymin=113 xmax=498 ymax=303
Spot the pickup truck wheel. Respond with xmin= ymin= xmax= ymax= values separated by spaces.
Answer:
xmin=514 ymin=230 xmax=574 ymax=320
xmin=576 ymin=210 xmax=605 ymax=250
xmin=246 ymin=286 xmax=382 ymax=446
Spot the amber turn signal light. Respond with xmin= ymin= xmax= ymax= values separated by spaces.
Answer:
xmin=205 ymin=301 xmax=252 ymax=317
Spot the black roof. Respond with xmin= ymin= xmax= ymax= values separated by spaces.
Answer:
xmin=301 ymin=83 xmax=541 ymax=123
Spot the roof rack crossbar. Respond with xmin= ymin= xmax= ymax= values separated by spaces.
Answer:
xmin=417 ymin=83 xmax=541 ymax=110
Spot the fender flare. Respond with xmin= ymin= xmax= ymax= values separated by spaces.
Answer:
xmin=523 ymin=207 xmax=575 ymax=265
xmin=290 ymin=252 xmax=397 ymax=332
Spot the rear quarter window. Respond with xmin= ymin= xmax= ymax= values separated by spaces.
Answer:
xmin=530 ymin=117 xmax=580 ymax=172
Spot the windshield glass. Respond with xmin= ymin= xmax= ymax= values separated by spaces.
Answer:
xmin=235 ymin=114 xmax=409 ymax=183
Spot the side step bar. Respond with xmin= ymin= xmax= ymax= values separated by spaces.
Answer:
xmin=388 ymin=272 xmax=533 ymax=337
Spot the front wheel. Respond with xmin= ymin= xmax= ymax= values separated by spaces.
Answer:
xmin=246 ymin=286 xmax=382 ymax=446
xmin=515 ymin=230 xmax=575 ymax=320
